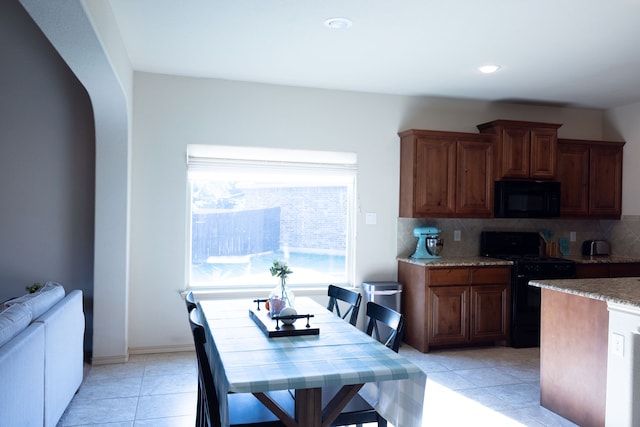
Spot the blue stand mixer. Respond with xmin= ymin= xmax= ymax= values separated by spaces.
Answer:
xmin=411 ymin=226 xmax=444 ymax=259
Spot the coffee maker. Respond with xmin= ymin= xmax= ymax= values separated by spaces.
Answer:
xmin=410 ymin=226 xmax=444 ymax=259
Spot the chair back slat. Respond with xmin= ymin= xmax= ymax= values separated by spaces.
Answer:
xmin=189 ymin=308 xmax=223 ymax=427
xmin=185 ymin=291 xmax=197 ymax=312
xmin=327 ymin=284 xmax=362 ymax=326
xmin=365 ymin=301 xmax=406 ymax=353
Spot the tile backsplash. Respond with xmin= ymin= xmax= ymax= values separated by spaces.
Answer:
xmin=398 ymin=215 xmax=640 ymax=259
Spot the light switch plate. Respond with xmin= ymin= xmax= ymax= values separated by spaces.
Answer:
xmin=454 ymin=230 xmax=461 ymax=241
xmin=365 ymin=212 xmax=377 ymax=225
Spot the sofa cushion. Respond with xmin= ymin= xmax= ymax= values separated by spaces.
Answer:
xmin=3 ymin=281 xmax=65 ymax=319
xmin=36 ymin=290 xmax=84 ymax=427
xmin=0 ymin=303 xmax=33 ymax=346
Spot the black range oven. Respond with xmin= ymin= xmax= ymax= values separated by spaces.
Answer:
xmin=480 ymin=231 xmax=576 ymax=348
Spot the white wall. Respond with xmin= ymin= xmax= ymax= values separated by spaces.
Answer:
xmin=128 ymin=72 xmax=611 ymax=351
xmin=606 ymin=102 xmax=640 ymax=215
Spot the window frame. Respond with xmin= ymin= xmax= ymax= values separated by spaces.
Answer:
xmin=185 ymin=145 xmax=357 ymax=291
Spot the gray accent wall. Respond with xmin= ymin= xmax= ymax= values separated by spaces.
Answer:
xmin=0 ymin=0 xmax=95 ymax=351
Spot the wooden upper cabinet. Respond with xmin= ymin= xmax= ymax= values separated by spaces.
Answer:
xmin=590 ymin=144 xmax=623 ymax=217
xmin=558 ymin=139 xmax=624 ymax=219
xmin=399 ymin=129 xmax=493 ymax=218
xmin=477 ymin=120 xmax=561 ymax=180
xmin=414 ymin=136 xmax=456 ymax=215
xmin=530 ymin=128 xmax=559 ymax=179
xmin=557 ymin=142 xmax=590 ymax=216
xmin=456 ymin=138 xmax=494 ymax=216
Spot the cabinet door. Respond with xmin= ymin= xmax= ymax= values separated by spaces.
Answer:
xmin=499 ymin=127 xmax=530 ymax=179
xmin=470 ymin=285 xmax=509 ymax=341
xmin=456 ymin=138 xmax=493 ymax=216
xmin=530 ymin=128 xmax=558 ymax=179
xmin=558 ymin=142 xmax=589 ymax=216
xmin=414 ymin=137 xmax=456 ymax=215
xmin=428 ymin=285 xmax=468 ymax=345
xmin=589 ymin=145 xmax=623 ymax=217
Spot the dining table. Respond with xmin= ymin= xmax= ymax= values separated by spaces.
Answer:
xmin=197 ymin=296 xmax=427 ymax=427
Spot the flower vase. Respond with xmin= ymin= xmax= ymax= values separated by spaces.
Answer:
xmin=269 ymin=278 xmax=295 ymax=316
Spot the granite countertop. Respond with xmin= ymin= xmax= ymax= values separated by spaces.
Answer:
xmin=397 ymin=256 xmax=513 ymax=267
xmin=529 ymin=277 xmax=640 ymax=309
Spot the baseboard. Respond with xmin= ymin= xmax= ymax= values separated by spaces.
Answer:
xmin=91 ymin=354 xmax=129 ymax=365
xmin=128 ymin=344 xmax=194 ymax=355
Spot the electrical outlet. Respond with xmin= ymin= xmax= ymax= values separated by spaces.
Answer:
xmin=454 ymin=230 xmax=461 ymax=241
xmin=570 ymin=232 xmax=576 ymax=242
xmin=613 ymin=333 xmax=624 ymax=356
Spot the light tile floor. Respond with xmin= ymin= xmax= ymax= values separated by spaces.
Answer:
xmin=400 ymin=345 xmax=579 ymax=427
xmin=57 ymin=346 xmax=579 ymax=427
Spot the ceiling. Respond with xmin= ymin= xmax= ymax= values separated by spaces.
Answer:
xmin=107 ymin=0 xmax=640 ymax=110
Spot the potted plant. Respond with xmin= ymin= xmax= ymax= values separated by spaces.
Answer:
xmin=268 ymin=260 xmax=294 ymax=316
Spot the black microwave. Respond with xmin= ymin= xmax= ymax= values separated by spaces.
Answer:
xmin=494 ymin=180 xmax=561 ymax=218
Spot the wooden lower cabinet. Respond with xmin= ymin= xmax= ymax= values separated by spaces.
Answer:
xmin=576 ymin=262 xmax=640 ymax=278
xmin=399 ymin=261 xmax=510 ymax=352
xmin=429 ymin=285 xmax=468 ymax=345
xmin=575 ymin=263 xmax=610 ymax=278
xmin=471 ymin=285 xmax=509 ymax=341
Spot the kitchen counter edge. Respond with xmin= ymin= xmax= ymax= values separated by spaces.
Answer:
xmin=397 ymin=256 xmax=513 ymax=267
xmin=529 ymin=277 xmax=640 ymax=309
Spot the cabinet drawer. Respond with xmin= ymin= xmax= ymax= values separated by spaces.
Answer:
xmin=429 ymin=268 xmax=470 ymax=285
xmin=470 ymin=267 xmax=510 ymax=284
xmin=576 ymin=264 xmax=609 ymax=278
xmin=610 ymin=263 xmax=640 ymax=277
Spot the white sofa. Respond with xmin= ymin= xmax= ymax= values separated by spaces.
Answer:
xmin=0 ymin=283 xmax=85 ymax=427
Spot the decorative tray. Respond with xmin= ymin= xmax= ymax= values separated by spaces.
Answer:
xmin=249 ymin=305 xmax=319 ymax=338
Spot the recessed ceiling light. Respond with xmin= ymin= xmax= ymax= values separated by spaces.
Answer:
xmin=478 ymin=64 xmax=501 ymax=74
xmin=324 ymin=17 xmax=352 ymax=30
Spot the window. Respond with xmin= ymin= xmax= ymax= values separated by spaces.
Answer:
xmin=187 ymin=145 xmax=357 ymax=289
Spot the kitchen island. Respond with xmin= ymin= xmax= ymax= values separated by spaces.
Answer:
xmin=529 ymin=277 xmax=640 ymax=427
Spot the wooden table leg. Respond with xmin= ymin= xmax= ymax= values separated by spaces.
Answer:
xmin=255 ymin=384 xmax=366 ymax=427
xmin=252 ymin=392 xmax=297 ymax=427
xmin=321 ymin=384 xmax=364 ymax=427
xmin=295 ymin=388 xmax=322 ymax=427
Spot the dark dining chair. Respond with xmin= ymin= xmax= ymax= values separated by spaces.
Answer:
xmin=185 ymin=291 xmax=197 ymax=312
xmin=188 ymin=307 xmax=289 ymax=427
xmin=185 ymin=291 xmax=203 ymax=426
xmin=365 ymin=301 xmax=406 ymax=353
xmin=326 ymin=284 xmax=362 ymax=326
xmin=325 ymin=388 xmax=387 ymax=427
xmin=324 ymin=300 xmax=409 ymax=427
